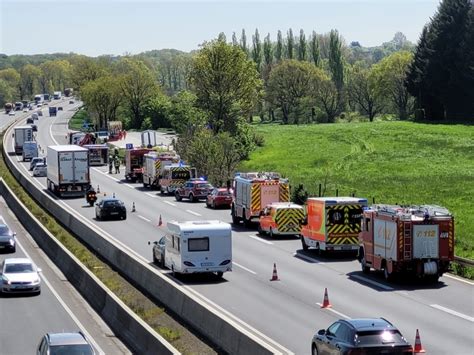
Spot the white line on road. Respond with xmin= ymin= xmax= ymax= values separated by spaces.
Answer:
xmin=146 ymin=193 xmax=158 ymax=198
xmin=350 ymin=274 xmax=394 ymax=291
xmin=293 ymin=252 xmax=325 ymax=264
xmin=125 ymin=183 xmax=135 ymax=189
xmin=430 ymin=304 xmax=474 ymax=322
xmin=444 ymin=273 xmax=474 ymax=285
xmin=186 ymin=209 xmax=201 ymax=216
xmin=316 ymin=303 xmax=350 ymax=319
xmin=163 ymin=201 xmax=176 ymax=206
xmin=249 ymin=235 xmax=274 ymax=245
xmin=137 ymin=215 xmax=151 ymax=223
xmin=233 ymin=262 xmax=257 ymax=275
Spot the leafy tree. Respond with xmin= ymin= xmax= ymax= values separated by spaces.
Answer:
xmin=167 ymin=90 xmax=208 ymax=134
xmin=328 ymin=30 xmax=344 ymax=93
xmin=276 ymin=30 xmax=284 ymax=62
xmin=240 ymin=29 xmax=249 ymax=57
xmin=266 ymin=60 xmax=325 ymax=124
xmin=263 ymin=33 xmax=273 ymax=67
xmin=81 ymin=75 xmax=123 ymax=129
xmin=116 ymin=58 xmax=158 ymax=129
xmin=310 ymin=31 xmax=320 ymax=67
xmin=346 ymin=64 xmax=384 ymax=121
xmin=0 ymin=68 xmax=20 ymax=98
xmin=19 ymin=64 xmax=41 ymax=100
xmin=286 ymin=28 xmax=295 ymax=59
xmin=40 ymin=60 xmax=71 ymax=92
xmin=232 ymin=32 xmax=239 ymax=46
xmin=0 ymin=79 xmax=15 ymax=106
xmin=252 ymin=29 xmax=263 ymax=70
xmin=314 ymin=78 xmax=339 ymax=123
xmin=189 ymin=40 xmax=262 ymax=135
xmin=298 ymin=29 xmax=307 ymax=61
xmin=70 ymin=55 xmax=106 ymax=90
xmin=143 ymin=93 xmax=172 ymax=129
xmin=372 ymin=51 xmax=414 ymax=119
xmin=217 ymin=32 xmax=227 ymax=42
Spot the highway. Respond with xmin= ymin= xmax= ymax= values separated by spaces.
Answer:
xmin=5 ymin=101 xmax=474 ymax=354
xmin=0 ymin=194 xmax=129 ymax=354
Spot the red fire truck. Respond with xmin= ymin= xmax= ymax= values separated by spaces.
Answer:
xmin=358 ymin=204 xmax=454 ymax=282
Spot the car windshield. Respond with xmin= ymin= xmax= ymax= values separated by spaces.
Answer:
xmin=5 ymin=263 xmax=34 ymax=273
xmin=218 ymin=191 xmax=232 ymax=196
xmin=104 ymin=200 xmax=123 ymax=207
xmin=355 ymin=330 xmax=404 ymax=345
xmin=196 ymin=183 xmax=212 ymax=189
xmin=50 ymin=344 xmax=94 ymax=355
xmin=0 ymin=225 xmax=11 ymax=235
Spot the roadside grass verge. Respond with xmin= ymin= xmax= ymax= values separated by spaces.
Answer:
xmin=68 ymin=109 xmax=91 ymax=131
xmin=0 ymin=134 xmax=216 ymax=355
xmin=240 ymin=121 xmax=474 ymax=277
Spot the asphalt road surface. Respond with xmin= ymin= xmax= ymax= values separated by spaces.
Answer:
xmin=5 ymin=100 xmax=474 ymax=355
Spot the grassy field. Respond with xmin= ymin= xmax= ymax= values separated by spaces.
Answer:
xmin=240 ymin=121 xmax=474 ymax=260
xmin=68 ymin=109 xmax=91 ymax=131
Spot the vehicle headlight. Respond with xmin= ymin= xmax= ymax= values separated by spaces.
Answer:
xmin=2 ymin=277 xmax=11 ymax=285
xmin=32 ymin=277 xmax=40 ymax=284
xmin=9 ymin=239 xmax=15 ymax=246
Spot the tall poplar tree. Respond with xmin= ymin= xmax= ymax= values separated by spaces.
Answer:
xmin=263 ymin=33 xmax=273 ymax=66
xmin=328 ymin=29 xmax=344 ymax=93
xmin=232 ymin=32 xmax=239 ymax=46
xmin=298 ymin=29 xmax=307 ymax=61
xmin=240 ymin=29 xmax=249 ymax=58
xmin=286 ymin=28 xmax=294 ymax=59
xmin=252 ymin=28 xmax=263 ymax=70
xmin=276 ymin=30 xmax=284 ymax=62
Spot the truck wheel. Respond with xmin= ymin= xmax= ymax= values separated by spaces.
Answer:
xmin=258 ymin=224 xmax=265 ymax=235
xmin=384 ymin=267 xmax=393 ymax=281
xmin=160 ymin=187 xmax=164 ymax=195
xmin=215 ymin=271 xmax=224 ymax=279
xmin=160 ymin=255 xmax=165 ymax=269
xmin=361 ymin=257 xmax=370 ymax=274
xmin=189 ymin=193 xmax=195 ymax=202
xmin=243 ymin=211 xmax=252 ymax=227
xmin=269 ymin=228 xmax=274 ymax=238
xmin=175 ymin=192 xmax=182 ymax=201
xmin=231 ymin=206 xmax=240 ymax=224
xmin=153 ymin=253 xmax=158 ymax=265
xmin=301 ymin=236 xmax=309 ymax=251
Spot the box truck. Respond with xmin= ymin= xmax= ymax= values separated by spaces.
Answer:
xmin=22 ymin=141 xmax=38 ymax=161
xmin=47 ymin=145 xmax=90 ymax=197
xmin=14 ymin=126 xmax=34 ymax=155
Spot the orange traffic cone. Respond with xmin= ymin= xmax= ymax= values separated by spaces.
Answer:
xmin=321 ymin=288 xmax=332 ymax=308
xmin=97 ymin=185 xmax=100 ymax=193
xmin=413 ymin=329 xmax=426 ymax=354
xmin=131 ymin=202 xmax=136 ymax=212
xmin=270 ymin=263 xmax=280 ymax=281
xmin=157 ymin=215 xmax=163 ymax=227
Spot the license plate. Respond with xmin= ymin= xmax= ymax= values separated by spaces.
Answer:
xmin=71 ymin=186 xmax=78 ymax=191
xmin=341 ymin=245 xmax=353 ymax=250
xmin=0 ymin=246 xmax=4 ymax=249
xmin=201 ymin=262 xmax=214 ymax=266
xmin=110 ymin=212 xmax=119 ymax=215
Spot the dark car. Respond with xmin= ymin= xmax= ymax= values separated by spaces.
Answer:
xmin=175 ymin=179 xmax=213 ymax=202
xmin=57 ymin=106 xmax=63 ymax=111
xmin=31 ymin=124 xmax=38 ymax=132
xmin=206 ymin=188 xmax=233 ymax=209
xmin=312 ymin=318 xmax=413 ymax=355
xmin=0 ymin=222 xmax=16 ymax=253
xmin=95 ymin=198 xmax=126 ymax=220
xmin=26 ymin=117 xmax=34 ymax=124
xmin=37 ymin=332 xmax=95 ymax=355
xmin=150 ymin=236 xmax=166 ymax=268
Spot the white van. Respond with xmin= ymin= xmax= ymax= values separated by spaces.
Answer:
xmin=164 ymin=220 xmax=232 ymax=278
xmin=22 ymin=141 xmax=38 ymax=161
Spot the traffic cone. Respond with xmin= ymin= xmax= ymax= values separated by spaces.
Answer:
xmin=269 ymin=263 xmax=280 ymax=281
xmin=131 ymin=202 xmax=136 ymax=212
xmin=113 ymin=192 xmax=115 ymax=198
xmin=97 ymin=185 xmax=100 ymax=193
xmin=321 ymin=288 xmax=332 ymax=308
xmin=413 ymin=329 xmax=426 ymax=354
xmin=157 ymin=215 xmax=163 ymax=227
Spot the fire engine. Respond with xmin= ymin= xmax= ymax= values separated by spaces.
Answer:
xmin=159 ymin=164 xmax=197 ymax=195
xmin=231 ymin=172 xmax=290 ymax=226
xmin=300 ymin=197 xmax=368 ymax=253
xmin=124 ymin=148 xmax=153 ymax=182
xmin=142 ymin=151 xmax=179 ymax=189
xmin=358 ymin=204 xmax=454 ymax=282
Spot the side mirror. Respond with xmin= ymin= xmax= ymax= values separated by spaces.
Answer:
xmin=13 ymin=232 xmax=17 ymax=236
xmin=37 ymin=268 xmax=42 ymax=273
xmin=318 ymin=329 xmax=326 ymax=336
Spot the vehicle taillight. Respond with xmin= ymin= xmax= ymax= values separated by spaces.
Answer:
xmin=220 ymin=260 xmax=231 ymax=265
xmin=183 ymin=261 xmax=195 ymax=267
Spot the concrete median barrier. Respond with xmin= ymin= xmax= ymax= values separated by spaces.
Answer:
xmin=3 ymin=131 xmax=284 ymax=354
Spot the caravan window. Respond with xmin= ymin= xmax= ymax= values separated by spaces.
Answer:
xmin=188 ymin=237 xmax=209 ymax=252
xmin=172 ymin=235 xmax=180 ymax=251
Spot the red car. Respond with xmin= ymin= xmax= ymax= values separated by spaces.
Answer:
xmin=206 ymin=188 xmax=233 ymax=209
xmin=175 ymin=179 xmax=213 ymax=202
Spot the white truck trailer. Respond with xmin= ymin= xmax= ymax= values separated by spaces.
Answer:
xmin=47 ymin=145 xmax=90 ymax=197
xmin=14 ymin=126 xmax=34 ymax=155
xmin=165 ymin=220 xmax=232 ymax=278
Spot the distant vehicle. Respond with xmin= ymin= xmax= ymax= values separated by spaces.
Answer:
xmin=4 ymin=103 xmax=13 ymax=114
xmin=150 ymin=236 xmax=166 ymax=267
xmin=57 ymin=106 xmax=63 ymax=111
xmin=47 ymin=145 xmax=90 ymax=197
xmin=0 ymin=257 xmax=41 ymax=295
xmin=96 ymin=130 xmax=109 ymax=142
xmin=49 ymin=106 xmax=57 ymax=117
xmin=8 ymin=110 xmax=15 ymax=116
xmin=14 ymin=126 xmax=33 ymax=155
xmin=0 ymin=219 xmax=16 ymax=253
xmin=23 ymin=108 xmax=28 ymax=112
xmin=37 ymin=332 xmax=95 ymax=355
xmin=142 ymin=151 xmax=180 ymax=189
xmin=158 ymin=163 xmax=196 ymax=195
xmin=22 ymin=141 xmax=38 ymax=162
xmin=14 ymin=102 xmax=22 ymax=111
xmin=53 ymin=91 xmax=62 ymax=100
xmin=36 ymin=110 xmax=43 ymax=116
xmin=31 ymin=124 xmax=38 ymax=132
xmin=30 ymin=157 xmax=46 ymax=171
xmin=95 ymin=198 xmax=127 ymax=220
xmin=43 ymin=93 xmax=50 ymax=101
xmin=312 ymin=318 xmax=413 ymax=355
xmin=124 ymin=148 xmax=152 ymax=182
xmin=26 ymin=117 xmax=34 ymax=124
xmin=34 ymin=94 xmax=43 ymax=105
xmin=206 ymin=188 xmax=233 ymax=209
xmin=22 ymin=100 xmax=28 ymax=109
xmin=32 ymin=112 xmax=39 ymax=120
xmin=33 ymin=163 xmax=47 ymax=177
xmin=69 ymin=100 xmax=74 ymax=104
xmin=162 ymin=220 xmax=232 ymax=278
xmin=83 ymin=144 xmax=108 ymax=166
xmin=64 ymin=87 xmax=74 ymax=97
xmin=175 ymin=179 xmax=213 ymax=202
xmin=258 ymin=202 xmax=305 ymax=238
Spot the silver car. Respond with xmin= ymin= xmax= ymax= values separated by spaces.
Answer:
xmin=0 ymin=222 xmax=16 ymax=253
xmin=33 ymin=163 xmax=47 ymax=177
xmin=0 ymin=258 xmax=41 ymax=295
xmin=37 ymin=332 xmax=95 ymax=355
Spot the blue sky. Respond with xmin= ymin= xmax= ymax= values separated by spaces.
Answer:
xmin=0 ymin=0 xmax=440 ymax=56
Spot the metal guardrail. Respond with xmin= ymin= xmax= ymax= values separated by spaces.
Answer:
xmin=454 ymin=256 xmax=474 ymax=268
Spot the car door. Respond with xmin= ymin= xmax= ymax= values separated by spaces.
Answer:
xmin=326 ymin=323 xmax=352 ymax=354
xmin=319 ymin=322 xmax=341 ymax=355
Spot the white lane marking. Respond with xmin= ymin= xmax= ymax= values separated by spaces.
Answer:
xmin=249 ymin=234 xmax=274 ymax=245
xmin=186 ymin=209 xmax=201 ymax=217
xmin=15 ymin=239 xmax=105 ymax=354
xmin=350 ymin=274 xmax=394 ymax=291
xmin=125 ymin=183 xmax=134 ymax=189
xmin=137 ymin=215 xmax=151 ymax=223
xmin=444 ymin=273 xmax=474 ymax=286
xmin=92 ymin=167 xmax=110 ymax=175
xmin=49 ymin=117 xmax=59 ymax=144
xmin=293 ymin=252 xmax=325 ymax=264
xmin=146 ymin=193 xmax=158 ymax=198
xmin=233 ymin=262 xmax=257 ymax=275
xmin=430 ymin=304 xmax=474 ymax=323
xmin=316 ymin=303 xmax=350 ymax=319
xmin=163 ymin=200 xmax=176 ymax=206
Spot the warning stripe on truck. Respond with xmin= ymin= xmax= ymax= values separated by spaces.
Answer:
xmin=327 ymin=236 xmax=359 ymax=245
xmin=275 ymin=208 xmax=305 ymax=232
xmin=279 ymin=183 xmax=290 ymax=202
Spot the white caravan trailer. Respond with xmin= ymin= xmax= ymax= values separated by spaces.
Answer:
xmin=165 ymin=220 xmax=232 ymax=278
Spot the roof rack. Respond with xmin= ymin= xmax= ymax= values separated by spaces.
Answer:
xmin=372 ymin=204 xmax=452 ymax=220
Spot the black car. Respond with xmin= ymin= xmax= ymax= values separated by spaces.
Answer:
xmin=150 ymin=236 xmax=166 ymax=268
xmin=95 ymin=198 xmax=126 ymax=220
xmin=0 ymin=222 xmax=16 ymax=253
xmin=312 ymin=318 xmax=413 ymax=355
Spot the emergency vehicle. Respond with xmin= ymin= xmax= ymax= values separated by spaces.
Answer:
xmin=231 ymin=172 xmax=290 ymax=226
xmin=358 ymin=204 xmax=454 ymax=282
xmin=159 ymin=164 xmax=197 ymax=195
xmin=300 ymin=197 xmax=368 ymax=253
xmin=142 ymin=151 xmax=179 ymax=189
xmin=258 ymin=202 xmax=305 ymax=237
xmin=124 ymin=148 xmax=152 ymax=182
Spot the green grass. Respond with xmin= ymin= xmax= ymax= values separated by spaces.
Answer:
xmin=68 ymin=109 xmax=91 ymax=131
xmin=240 ymin=121 xmax=474 ymax=261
